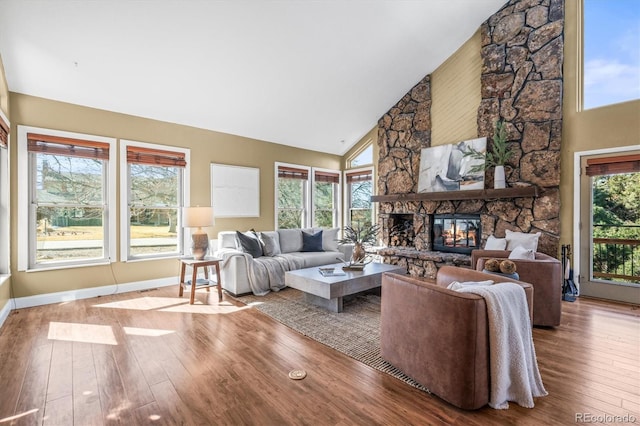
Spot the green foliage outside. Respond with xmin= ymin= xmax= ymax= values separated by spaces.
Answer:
xmin=592 ymin=173 xmax=640 ymax=283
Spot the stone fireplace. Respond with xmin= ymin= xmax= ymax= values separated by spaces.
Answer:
xmin=386 ymin=213 xmax=415 ymax=247
xmin=375 ymin=0 xmax=563 ymax=278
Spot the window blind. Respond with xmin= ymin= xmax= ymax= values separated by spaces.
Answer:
xmin=27 ymin=133 xmax=109 ymax=160
xmin=346 ymin=169 xmax=372 ymax=183
xmin=314 ymin=170 xmax=340 ymax=183
xmin=586 ymin=154 xmax=640 ymax=176
xmin=127 ymin=145 xmax=186 ymax=167
xmin=0 ymin=115 xmax=8 ymax=149
xmin=278 ymin=166 xmax=309 ymax=180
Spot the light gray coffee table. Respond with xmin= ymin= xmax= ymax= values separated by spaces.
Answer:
xmin=285 ymin=262 xmax=406 ymax=312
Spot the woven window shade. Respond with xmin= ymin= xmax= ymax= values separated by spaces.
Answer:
xmin=278 ymin=166 xmax=309 ymax=180
xmin=586 ymin=154 xmax=640 ymax=176
xmin=346 ymin=169 xmax=372 ymax=183
xmin=27 ymin=133 xmax=109 ymax=160
xmin=127 ymin=146 xmax=186 ymax=167
xmin=0 ymin=115 xmax=8 ymax=149
xmin=314 ymin=170 xmax=340 ymax=183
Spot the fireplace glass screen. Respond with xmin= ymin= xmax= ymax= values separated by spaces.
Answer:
xmin=432 ymin=214 xmax=481 ymax=254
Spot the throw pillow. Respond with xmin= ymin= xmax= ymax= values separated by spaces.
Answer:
xmin=321 ymin=227 xmax=340 ymax=252
xmin=235 ymin=230 xmax=263 ymax=258
xmin=505 ymin=230 xmax=540 ymax=251
xmin=447 ymin=280 xmax=494 ymax=291
xmin=508 ymin=245 xmax=535 ymax=260
xmin=259 ymin=232 xmax=281 ymax=256
xmin=302 ymin=230 xmax=324 ymax=252
xmin=484 ymin=258 xmax=502 ymax=272
xmin=500 ymin=259 xmax=517 ymax=274
xmin=485 ymin=234 xmax=507 ymax=250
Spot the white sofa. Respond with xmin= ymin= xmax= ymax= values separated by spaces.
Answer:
xmin=214 ymin=228 xmax=353 ymax=295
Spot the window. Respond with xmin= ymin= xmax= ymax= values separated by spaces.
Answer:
xmin=349 ymin=144 xmax=373 ymax=168
xmin=583 ymin=0 xmax=640 ymax=109
xmin=17 ymin=126 xmax=116 ymax=270
xmin=586 ymin=154 xmax=640 ymax=285
xmin=120 ymin=141 xmax=189 ymax=260
xmin=344 ymin=167 xmax=374 ymax=226
xmin=313 ymin=169 xmax=340 ymax=228
xmin=276 ymin=163 xmax=310 ymax=229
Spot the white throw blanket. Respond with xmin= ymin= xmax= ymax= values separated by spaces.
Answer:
xmin=247 ymin=255 xmax=304 ymax=296
xmin=218 ymin=250 xmax=305 ymax=296
xmin=453 ymin=282 xmax=547 ymax=409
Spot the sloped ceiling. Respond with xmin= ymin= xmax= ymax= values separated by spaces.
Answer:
xmin=0 ymin=0 xmax=506 ymax=154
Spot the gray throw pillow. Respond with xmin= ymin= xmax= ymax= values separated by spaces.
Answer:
xmin=235 ymin=230 xmax=262 ymax=258
xmin=302 ymin=230 xmax=324 ymax=252
xmin=260 ymin=232 xmax=281 ymax=256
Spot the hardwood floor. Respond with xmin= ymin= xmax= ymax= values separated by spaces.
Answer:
xmin=0 ymin=286 xmax=638 ymax=425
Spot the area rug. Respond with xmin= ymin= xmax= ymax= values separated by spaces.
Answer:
xmin=236 ymin=288 xmax=429 ymax=392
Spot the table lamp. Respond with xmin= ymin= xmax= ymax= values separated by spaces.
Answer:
xmin=182 ymin=206 xmax=214 ymax=260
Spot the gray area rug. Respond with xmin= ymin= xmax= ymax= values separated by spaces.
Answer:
xmin=236 ymin=288 xmax=429 ymax=393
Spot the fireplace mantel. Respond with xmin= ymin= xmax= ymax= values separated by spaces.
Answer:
xmin=371 ymin=186 xmax=539 ymax=203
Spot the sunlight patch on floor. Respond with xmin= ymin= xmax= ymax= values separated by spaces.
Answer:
xmin=93 ymin=296 xmax=187 ymax=311
xmin=48 ymin=321 xmax=117 ymax=345
xmin=160 ymin=301 xmax=250 ymax=315
xmin=94 ymin=296 xmax=249 ymax=315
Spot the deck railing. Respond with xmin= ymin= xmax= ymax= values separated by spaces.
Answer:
xmin=592 ymin=225 xmax=640 ymax=283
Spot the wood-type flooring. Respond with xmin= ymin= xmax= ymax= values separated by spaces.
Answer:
xmin=0 ymin=285 xmax=638 ymax=425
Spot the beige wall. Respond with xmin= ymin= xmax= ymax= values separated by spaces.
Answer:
xmin=561 ymin=0 xmax=640 ymax=248
xmin=431 ymin=29 xmax=482 ymax=147
xmin=9 ymin=93 xmax=340 ymax=298
xmin=0 ymin=56 xmax=10 ymax=313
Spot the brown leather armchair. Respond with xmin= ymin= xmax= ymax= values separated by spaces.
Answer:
xmin=380 ymin=266 xmax=533 ymax=410
xmin=471 ymin=249 xmax=562 ymax=327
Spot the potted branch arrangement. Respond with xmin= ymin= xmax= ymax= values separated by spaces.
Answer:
xmin=336 ymin=222 xmax=380 ymax=268
xmin=463 ymin=120 xmax=513 ymax=189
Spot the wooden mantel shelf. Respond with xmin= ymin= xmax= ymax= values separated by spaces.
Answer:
xmin=370 ymin=186 xmax=540 ymax=203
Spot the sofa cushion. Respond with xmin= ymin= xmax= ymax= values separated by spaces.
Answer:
xmin=485 ymin=235 xmax=507 ymax=250
xmin=505 ymin=230 xmax=540 ymax=251
xmin=235 ymin=230 xmax=262 ymax=258
xmin=259 ymin=231 xmax=281 ymax=256
xmin=284 ymin=251 xmax=343 ymax=268
xmin=302 ymin=230 xmax=324 ymax=252
xmin=509 ymin=245 xmax=535 ymax=260
xmin=278 ymin=229 xmax=304 ymax=253
xmin=318 ymin=227 xmax=340 ymax=252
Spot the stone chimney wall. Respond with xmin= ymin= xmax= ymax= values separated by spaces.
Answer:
xmin=376 ymin=0 xmax=564 ymax=265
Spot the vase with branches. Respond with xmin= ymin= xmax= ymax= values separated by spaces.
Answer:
xmin=463 ymin=120 xmax=513 ymax=188
xmin=336 ymin=222 xmax=380 ymax=263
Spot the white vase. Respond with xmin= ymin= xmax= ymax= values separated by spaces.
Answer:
xmin=494 ymin=165 xmax=506 ymax=189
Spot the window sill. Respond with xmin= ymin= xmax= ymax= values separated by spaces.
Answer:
xmin=24 ymin=260 xmax=112 ymax=273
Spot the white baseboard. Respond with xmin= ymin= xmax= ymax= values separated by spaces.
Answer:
xmin=13 ymin=276 xmax=178 ymax=309
xmin=0 ymin=299 xmax=11 ymax=329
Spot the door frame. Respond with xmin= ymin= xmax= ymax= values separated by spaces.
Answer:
xmin=573 ymin=144 xmax=640 ymax=299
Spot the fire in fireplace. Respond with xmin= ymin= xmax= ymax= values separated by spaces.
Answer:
xmin=432 ymin=214 xmax=481 ymax=254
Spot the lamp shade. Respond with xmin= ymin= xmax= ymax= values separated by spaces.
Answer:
xmin=182 ymin=206 xmax=215 ymax=228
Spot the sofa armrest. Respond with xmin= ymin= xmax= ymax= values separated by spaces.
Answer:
xmin=436 ymin=266 xmax=534 ymax=325
xmin=337 ymin=243 xmax=353 ymax=261
xmin=380 ymin=272 xmax=490 ymax=410
xmin=470 ymin=249 xmax=510 ymax=269
xmin=213 ymin=248 xmax=253 ymax=295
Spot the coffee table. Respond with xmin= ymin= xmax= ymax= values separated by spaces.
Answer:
xmin=285 ymin=262 xmax=406 ymax=312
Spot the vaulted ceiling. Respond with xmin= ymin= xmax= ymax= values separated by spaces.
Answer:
xmin=0 ymin=0 xmax=505 ymax=155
